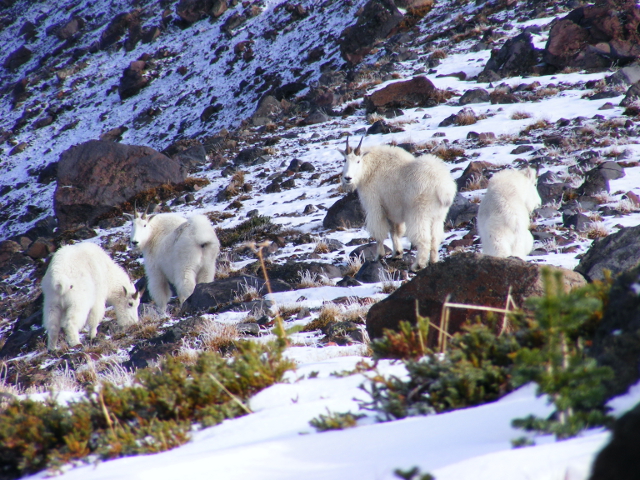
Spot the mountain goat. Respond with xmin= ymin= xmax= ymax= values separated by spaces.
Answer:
xmin=340 ymin=137 xmax=457 ymax=271
xmin=477 ymin=167 xmax=541 ymax=259
xmin=125 ymin=210 xmax=220 ymax=313
xmin=42 ymin=242 xmax=141 ymax=350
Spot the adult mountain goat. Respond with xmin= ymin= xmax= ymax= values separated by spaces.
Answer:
xmin=126 ymin=210 xmax=220 ymax=313
xmin=341 ymin=138 xmax=457 ymax=271
xmin=477 ymin=167 xmax=541 ymax=259
xmin=42 ymin=242 xmax=141 ymax=350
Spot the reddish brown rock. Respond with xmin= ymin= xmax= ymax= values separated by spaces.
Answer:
xmin=366 ymin=253 xmax=586 ymax=345
xmin=54 ymin=140 xmax=186 ymax=230
xmin=479 ymin=32 xmax=541 ymax=81
xmin=544 ymin=0 xmax=640 ymax=71
xmin=456 ymin=161 xmax=494 ymax=191
xmin=364 ymin=76 xmax=438 ymax=113
xmin=176 ymin=0 xmax=227 ymax=23
xmin=25 ymin=238 xmax=55 ymax=260
xmin=55 ymin=16 xmax=85 ymax=41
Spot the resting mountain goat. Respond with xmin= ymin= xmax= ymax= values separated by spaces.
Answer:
xmin=125 ymin=210 xmax=220 ymax=313
xmin=42 ymin=242 xmax=141 ymax=350
xmin=477 ymin=167 xmax=541 ymax=259
xmin=341 ymin=138 xmax=457 ymax=271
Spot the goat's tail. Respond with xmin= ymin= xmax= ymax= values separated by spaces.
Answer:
xmin=188 ymin=214 xmax=220 ymax=249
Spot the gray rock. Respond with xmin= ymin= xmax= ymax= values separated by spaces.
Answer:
xmin=355 ymin=260 xmax=387 ymax=283
xmin=350 ymin=242 xmax=392 ymax=261
xmin=607 ymin=63 xmax=640 ymax=86
xmin=458 ymin=88 xmax=490 ymax=105
xmin=323 ymin=192 xmax=365 ymax=229
xmin=445 ymin=193 xmax=479 ymax=227
xmin=575 ymin=224 xmax=640 ymax=281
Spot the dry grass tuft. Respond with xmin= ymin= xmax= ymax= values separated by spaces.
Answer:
xmin=345 ymin=254 xmax=364 ymax=277
xmin=433 ymin=145 xmax=465 ymax=161
xmin=302 ymin=303 xmax=342 ymax=332
xmin=314 ymin=240 xmax=330 ymax=254
xmin=520 ymin=119 xmax=551 ymax=135
xmin=586 ymin=221 xmax=609 ymax=239
xmin=196 ymin=317 xmax=239 ymax=353
xmin=233 ymin=281 xmax=262 ymax=303
xmin=297 ymin=270 xmax=333 ymax=289
xmin=510 ymin=111 xmax=532 ymax=120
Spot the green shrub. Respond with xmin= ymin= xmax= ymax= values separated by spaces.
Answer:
xmin=309 ymin=409 xmax=365 ymax=432
xmin=394 ymin=466 xmax=435 ymax=480
xmin=216 ymin=215 xmax=278 ymax=248
xmin=361 ymin=269 xmax=613 ymax=440
xmin=511 ymin=269 xmax=614 ymax=439
xmin=0 ymin=338 xmax=295 ymax=479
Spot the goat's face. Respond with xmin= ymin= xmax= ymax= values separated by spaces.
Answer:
xmin=115 ymin=285 xmax=142 ymax=326
xmin=339 ymin=136 xmax=365 ymax=190
xmin=126 ymin=212 xmax=152 ymax=250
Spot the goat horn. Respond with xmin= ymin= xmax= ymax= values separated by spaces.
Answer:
xmin=345 ymin=136 xmax=352 ymax=155
xmin=142 ymin=203 xmax=150 ymax=220
xmin=354 ymin=136 xmax=364 ymax=156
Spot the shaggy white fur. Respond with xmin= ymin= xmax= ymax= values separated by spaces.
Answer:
xmin=477 ymin=168 xmax=541 ymax=259
xmin=341 ymin=139 xmax=457 ymax=270
xmin=42 ymin=242 xmax=141 ymax=350
xmin=126 ymin=211 xmax=220 ymax=313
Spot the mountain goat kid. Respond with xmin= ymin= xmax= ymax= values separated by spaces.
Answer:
xmin=477 ymin=167 xmax=541 ymax=259
xmin=42 ymin=242 xmax=141 ymax=350
xmin=341 ymin=138 xmax=457 ymax=271
xmin=126 ymin=210 xmax=220 ymax=313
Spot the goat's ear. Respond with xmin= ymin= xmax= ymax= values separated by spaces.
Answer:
xmin=123 ymin=213 xmax=134 ymax=220
xmin=123 ymin=286 xmax=128 ymax=297
xmin=134 ymin=286 xmax=146 ymax=299
xmin=337 ymin=148 xmax=347 ymax=158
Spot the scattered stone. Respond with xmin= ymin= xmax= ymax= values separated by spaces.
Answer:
xmin=337 ymin=276 xmax=362 ymax=287
xmin=235 ymin=147 xmax=267 ymax=166
xmin=182 ymin=275 xmax=291 ymax=315
xmin=25 ymin=238 xmax=55 ymax=260
xmin=118 ymin=60 xmax=149 ymax=100
xmin=479 ymin=32 xmax=540 ymax=81
xmin=266 ymin=261 xmax=343 ymax=285
xmin=349 ymin=242 xmax=392 ymax=262
xmin=562 ymin=212 xmax=591 ymax=232
xmin=355 ymin=260 xmax=386 ymax=283
xmin=303 ymin=109 xmax=330 ymax=125
xmin=367 ymin=120 xmax=392 ymax=135
xmin=445 ymin=193 xmax=479 ymax=227
xmin=173 ymin=144 xmax=207 ymax=171
xmin=510 ymin=145 xmax=534 ymax=155
xmin=3 ymin=45 xmax=32 ymax=70
xmin=575 ymin=224 xmax=640 ymax=281
xmin=578 ymin=162 xmax=625 ymax=196
xmin=458 ymin=88 xmax=490 ymax=105
xmin=455 ymin=161 xmax=493 ymax=191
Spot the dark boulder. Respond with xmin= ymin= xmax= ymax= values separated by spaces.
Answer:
xmin=355 ymin=260 xmax=387 ymax=283
xmin=455 ymin=161 xmax=493 ymax=191
xmin=340 ymin=0 xmax=404 ymax=65
xmin=479 ymin=33 xmax=540 ymax=81
xmin=265 ymin=261 xmax=343 ymax=286
xmin=119 ymin=60 xmax=149 ymax=100
xmin=3 ymin=45 xmax=32 ymax=70
xmin=589 ymin=401 xmax=640 ymax=480
xmin=458 ymin=88 xmax=490 ymax=105
xmin=176 ymin=0 xmax=228 ymax=24
xmin=590 ymin=261 xmax=640 ymax=399
xmin=575 ymin=224 xmax=640 ymax=281
xmin=323 ymin=192 xmax=366 ymax=229
xmin=54 ymin=140 xmax=186 ymax=230
xmin=366 ymin=253 xmax=586 ymax=344
xmin=445 ymin=193 xmax=479 ymax=227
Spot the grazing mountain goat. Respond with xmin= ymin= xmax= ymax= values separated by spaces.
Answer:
xmin=477 ymin=167 xmax=541 ymax=259
xmin=42 ymin=242 xmax=141 ymax=350
xmin=340 ymin=138 xmax=457 ymax=271
xmin=125 ymin=210 xmax=220 ymax=313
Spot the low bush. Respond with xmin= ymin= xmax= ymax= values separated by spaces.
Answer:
xmin=0 ymin=336 xmax=294 ymax=479
xmin=309 ymin=409 xmax=364 ymax=432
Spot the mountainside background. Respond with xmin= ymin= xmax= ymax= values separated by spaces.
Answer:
xmin=2 ymin=0 xmax=640 ymax=478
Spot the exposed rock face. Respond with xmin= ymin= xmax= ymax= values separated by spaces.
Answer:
xmin=459 ymin=88 xmax=490 ymax=105
xmin=589 ymin=401 xmax=640 ymax=480
xmin=54 ymin=140 xmax=186 ymax=230
xmin=100 ymin=10 xmax=140 ymax=50
xmin=589 ymin=262 xmax=640 ymax=399
xmin=340 ymin=0 xmax=404 ymax=65
xmin=479 ymin=33 xmax=540 ymax=80
xmin=366 ymin=253 xmax=586 ymax=344
xmin=455 ymin=161 xmax=493 ymax=191
xmin=544 ymin=0 xmax=640 ymax=71
xmin=364 ymin=76 xmax=438 ymax=113
xmin=323 ymin=192 xmax=366 ymax=229
xmin=575 ymin=225 xmax=640 ymax=281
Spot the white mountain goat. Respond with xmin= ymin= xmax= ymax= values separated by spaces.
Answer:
xmin=42 ymin=242 xmax=141 ymax=350
xmin=477 ymin=167 xmax=541 ymax=259
xmin=125 ymin=210 xmax=220 ymax=313
xmin=340 ymin=137 xmax=457 ymax=271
